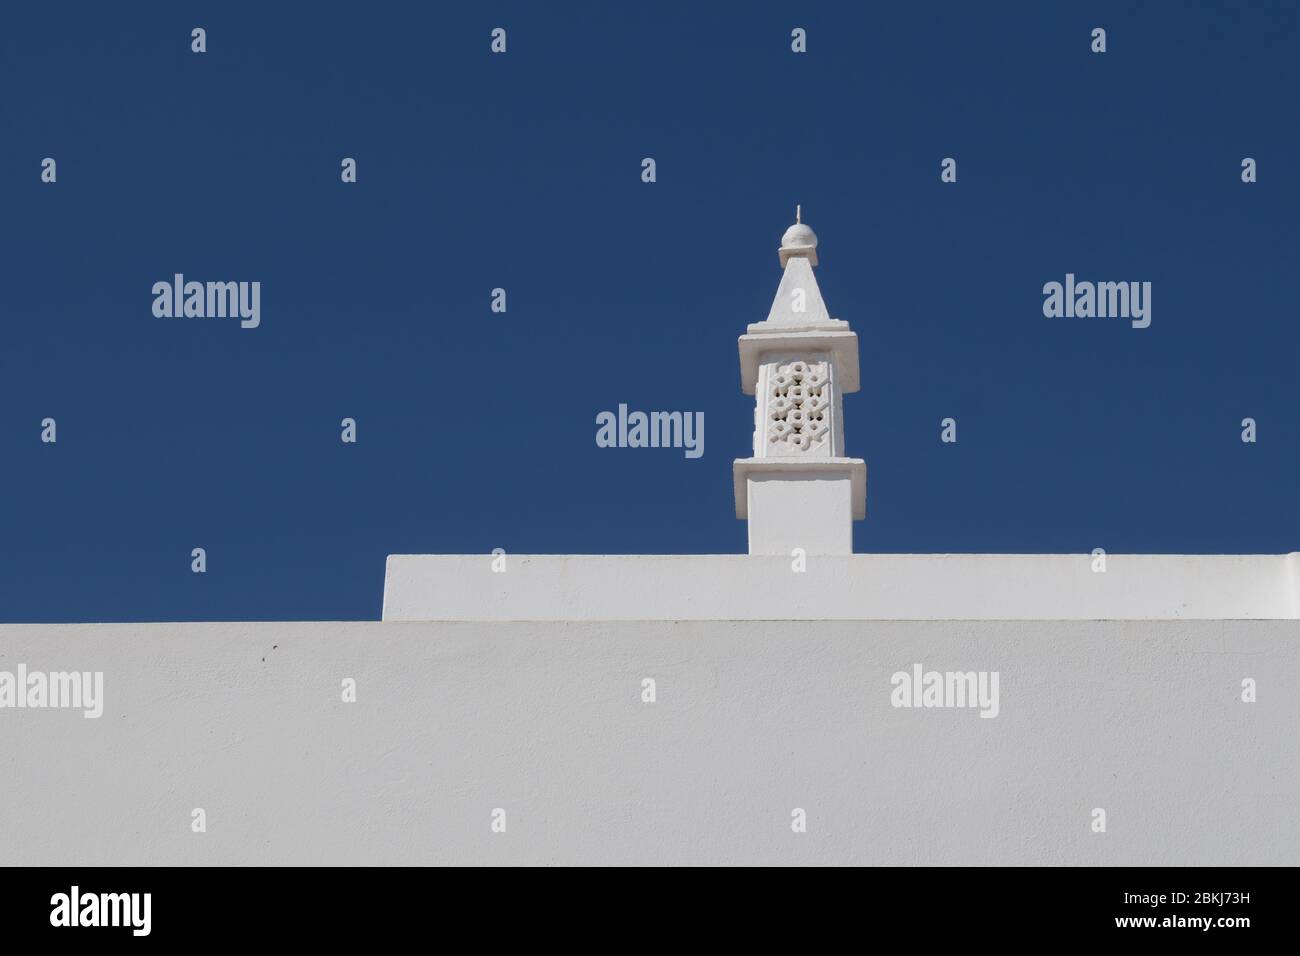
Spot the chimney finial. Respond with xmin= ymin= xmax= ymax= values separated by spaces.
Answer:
xmin=779 ymin=210 xmax=819 ymax=267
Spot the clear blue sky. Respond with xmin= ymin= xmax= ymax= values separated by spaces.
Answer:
xmin=1 ymin=2 xmax=1296 ymax=622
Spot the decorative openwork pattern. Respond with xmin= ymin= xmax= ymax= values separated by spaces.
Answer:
xmin=767 ymin=360 xmax=830 ymax=452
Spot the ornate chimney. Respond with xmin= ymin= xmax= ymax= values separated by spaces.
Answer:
xmin=733 ymin=209 xmax=866 ymax=554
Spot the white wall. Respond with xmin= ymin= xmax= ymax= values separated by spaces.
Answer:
xmin=2 ymin=619 xmax=1295 ymax=865
xmin=383 ymin=553 xmax=1300 ymax=621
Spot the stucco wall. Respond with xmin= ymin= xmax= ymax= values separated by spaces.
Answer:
xmin=2 ymin=619 xmax=1295 ymax=865
xmin=383 ymin=553 xmax=1300 ymax=621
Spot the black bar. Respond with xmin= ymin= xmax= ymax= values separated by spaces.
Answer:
xmin=0 ymin=866 xmax=1287 ymax=943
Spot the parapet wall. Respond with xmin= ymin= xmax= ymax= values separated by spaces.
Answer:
xmin=2 ymin=619 xmax=1296 ymax=865
xmin=383 ymin=553 xmax=1300 ymax=621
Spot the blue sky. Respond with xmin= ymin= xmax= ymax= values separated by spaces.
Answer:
xmin=1 ymin=2 xmax=1296 ymax=622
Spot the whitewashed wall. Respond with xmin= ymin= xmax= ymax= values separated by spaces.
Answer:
xmin=384 ymin=554 xmax=1300 ymax=621
xmin=2 ymin=619 xmax=1295 ymax=865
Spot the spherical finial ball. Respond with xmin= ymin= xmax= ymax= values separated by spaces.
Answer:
xmin=781 ymin=222 xmax=818 ymax=253
xmin=779 ymin=218 xmax=819 ymax=266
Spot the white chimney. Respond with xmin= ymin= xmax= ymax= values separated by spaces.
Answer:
xmin=733 ymin=209 xmax=866 ymax=554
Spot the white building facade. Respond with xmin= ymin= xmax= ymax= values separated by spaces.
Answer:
xmin=2 ymin=216 xmax=1297 ymax=866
